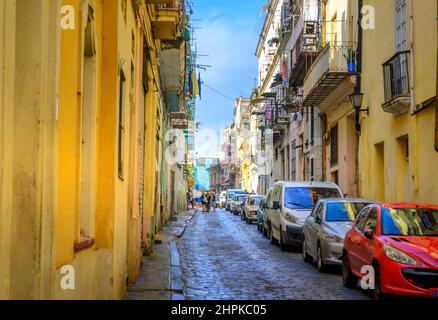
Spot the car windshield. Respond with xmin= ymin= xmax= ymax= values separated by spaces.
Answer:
xmin=325 ymin=202 xmax=371 ymax=222
xmin=284 ymin=187 xmax=342 ymax=210
xmin=235 ymin=196 xmax=245 ymax=202
xmin=382 ymin=208 xmax=438 ymax=236
xmin=250 ymin=198 xmax=263 ymax=206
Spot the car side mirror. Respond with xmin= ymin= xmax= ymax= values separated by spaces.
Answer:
xmin=272 ymin=201 xmax=280 ymax=210
xmin=364 ymin=229 xmax=374 ymax=240
xmin=315 ymin=216 xmax=322 ymax=224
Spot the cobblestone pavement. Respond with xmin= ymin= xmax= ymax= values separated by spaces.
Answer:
xmin=179 ymin=208 xmax=370 ymax=300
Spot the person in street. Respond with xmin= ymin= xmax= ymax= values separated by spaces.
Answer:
xmin=186 ymin=190 xmax=192 ymax=210
xmin=205 ymin=192 xmax=211 ymax=212
xmin=201 ymin=192 xmax=206 ymax=212
xmin=210 ymin=191 xmax=216 ymax=212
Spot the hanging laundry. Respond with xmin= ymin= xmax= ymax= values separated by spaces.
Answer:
xmin=198 ymin=71 xmax=202 ymax=99
xmin=193 ymin=70 xmax=199 ymax=97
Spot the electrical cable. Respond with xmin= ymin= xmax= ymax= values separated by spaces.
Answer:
xmin=201 ymin=82 xmax=235 ymax=102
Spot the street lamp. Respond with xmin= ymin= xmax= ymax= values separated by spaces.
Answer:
xmin=349 ymin=91 xmax=368 ymax=133
xmin=349 ymin=92 xmax=368 ymax=115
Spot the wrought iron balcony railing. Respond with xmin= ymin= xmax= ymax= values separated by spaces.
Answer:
xmin=383 ymin=50 xmax=410 ymax=103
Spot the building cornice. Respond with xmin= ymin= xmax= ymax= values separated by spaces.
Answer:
xmin=255 ymin=0 xmax=280 ymax=58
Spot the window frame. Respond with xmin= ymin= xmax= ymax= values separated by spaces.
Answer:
xmin=118 ymin=70 xmax=126 ymax=179
xmin=355 ymin=207 xmax=371 ymax=234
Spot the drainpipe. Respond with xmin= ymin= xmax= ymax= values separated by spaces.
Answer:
xmin=409 ymin=0 xmax=418 ymax=193
xmin=355 ymin=0 xmax=363 ymax=133
xmin=354 ymin=0 xmax=363 ymax=197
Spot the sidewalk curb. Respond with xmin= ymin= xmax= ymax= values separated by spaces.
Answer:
xmin=168 ymin=210 xmax=197 ymax=300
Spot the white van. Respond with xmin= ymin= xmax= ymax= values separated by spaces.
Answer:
xmin=266 ymin=181 xmax=343 ymax=251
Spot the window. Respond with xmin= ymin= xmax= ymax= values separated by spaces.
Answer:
xmin=326 ymin=202 xmax=371 ymax=222
xmin=142 ymin=41 xmax=149 ymax=92
xmin=310 ymin=158 xmax=315 ymax=181
xmin=382 ymin=207 xmax=438 ymax=236
xmin=315 ymin=203 xmax=323 ymax=221
xmin=79 ymin=5 xmax=97 ymax=239
xmin=131 ymin=30 xmax=135 ymax=57
xmin=118 ymin=70 xmax=126 ymax=179
xmin=121 ymin=0 xmax=127 ymax=23
xmin=364 ymin=208 xmax=378 ymax=232
xmin=291 ymin=140 xmax=296 ymax=181
xmin=375 ymin=143 xmax=385 ymax=200
xmin=284 ymin=187 xmax=342 ymax=209
xmin=310 ymin=106 xmax=315 ymax=143
xmin=355 ymin=207 xmax=370 ymax=232
xmin=330 ymin=125 xmax=338 ymax=167
xmin=250 ymin=197 xmax=263 ymax=206
xmin=312 ymin=203 xmax=323 ymax=218
xmin=395 ymin=0 xmax=407 ymax=52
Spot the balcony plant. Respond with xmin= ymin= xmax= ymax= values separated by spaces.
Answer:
xmin=344 ymin=48 xmax=358 ymax=73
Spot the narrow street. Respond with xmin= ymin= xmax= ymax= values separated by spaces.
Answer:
xmin=179 ymin=209 xmax=369 ymax=300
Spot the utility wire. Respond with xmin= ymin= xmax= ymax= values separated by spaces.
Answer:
xmin=202 ymin=82 xmax=235 ymax=102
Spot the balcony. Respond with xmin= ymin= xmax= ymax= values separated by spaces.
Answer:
xmin=382 ymin=51 xmax=411 ymax=116
xmin=303 ymin=43 xmax=356 ymax=107
xmin=289 ymin=26 xmax=321 ymax=87
xmin=290 ymin=0 xmax=303 ymax=15
xmin=170 ymin=112 xmax=188 ymax=129
xmin=270 ymin=106 xmax=290 ymax=133
xmin=151 ymin=0 xmax=182 ymax=40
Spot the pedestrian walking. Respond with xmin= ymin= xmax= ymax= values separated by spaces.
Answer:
xmin=186 ymin=190 xmax=192 ymax=210
xmin=210 ymin=191 xmax=216 ymax=212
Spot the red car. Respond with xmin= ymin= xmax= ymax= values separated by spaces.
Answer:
xmin=342 ymin=202 xmax=438 ymax=299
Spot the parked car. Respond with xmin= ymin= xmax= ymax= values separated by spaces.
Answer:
xmin=219 ymin=191 xmax=227 ymax=208
xmin=261 ymin=188 xmax=273 ymax=237
xmin=302 ymin=198 xmax=376 ymax=272
xmin=225 ymin=189 xmax=245 ymax=211
xmin=257 ymin=197 xmax=267 ymax=233
xmin=242 ymin=195 xmax=264 ymax=224
xmin=342 ymin=202 xmax=438 ymax=299
xmin=266 ymin=181 xmax=343 ymax=251
xmin=230 ymin=194 xmax=247 ymax=215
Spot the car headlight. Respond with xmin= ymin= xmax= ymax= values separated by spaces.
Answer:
xmin=384 ymin=244 xmax=421 ymax=266
xmin=284 ymin=212 xmax=299 ymax=224
xmin=325 ymin=234 xmax=343 ymax=243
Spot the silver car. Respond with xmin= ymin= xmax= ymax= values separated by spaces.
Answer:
xmin=230 ymin=194 xmax=246 ymax=215
xmin=302 ymin=198 xmax=376 ymax=272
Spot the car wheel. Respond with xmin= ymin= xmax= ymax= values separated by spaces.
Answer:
xmin=316 ymin=243 xmax=328 ymax=273
xmin=373 ymin=263 xmax=387 ymax=300
xmin=342 ymin=253 xmax=357 ymax=288
xmin=302 ymin=236 xmax=313 ymax=263
xmin=263 ymin=224 xmax=268 ymax=237
xmin=269 ymin=225 xmax=278 ymax=245
xmin=279 ymin=229 xmax=288 ymax=251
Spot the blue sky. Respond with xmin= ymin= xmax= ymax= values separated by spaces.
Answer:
xmin=191 ymin=0 xmax=267 ymax=157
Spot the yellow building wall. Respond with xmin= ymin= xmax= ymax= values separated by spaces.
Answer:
xmin=0 ymin=0 xmax=185 ymax=300
xmin=360 ymin=0 xmax=438 ymax=203
xmin=0 ymin=0 xmax=59 ymax=299
xmin=0 ymin=0 xmax=16 ymax=298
